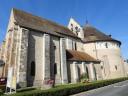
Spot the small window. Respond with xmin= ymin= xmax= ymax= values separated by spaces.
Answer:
xmin=31 ymin=61 xmax=35 ymax=76
xmin=105 ymin=43 xmax=108 ymax=48
xmin=71 ymin=24 xmax=73 ymax=27
xmin=75 ymin=26 xmax=78 ymax=30
xmin=101 ymin=66 xmax=103 ymax=69
xmin=115 ymin=65 xmax=117 ymax=70
xmin=127 ymin=59 xmax=128 ymax=63
xmin=74 ymin=42 xmax=77 ymax=50
xmin=117 ymin=44 xmax=120 ymax=47
xmin=54 ymin=63 xmax=57 ymax=75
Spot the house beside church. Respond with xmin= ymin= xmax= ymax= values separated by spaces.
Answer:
xmin=0 ymin=8 xmax=126 ymax=89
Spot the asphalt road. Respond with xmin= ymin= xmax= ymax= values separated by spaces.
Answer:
xmin=72 ymin=80 xmax=128 ymax=96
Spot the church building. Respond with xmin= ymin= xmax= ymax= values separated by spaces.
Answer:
xmin=0 ymin=8 xmax=126 ymax=89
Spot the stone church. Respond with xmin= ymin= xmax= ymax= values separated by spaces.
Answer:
xmin=0 ymin=8 xmax=126 ymax=88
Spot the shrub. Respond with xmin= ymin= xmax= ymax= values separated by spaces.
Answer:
xmin=0 ymin=85 xmax=6 ymax=91
xmin=2 ymin=77 xmax=128 ymax=96
xmin=0 ymin=85 xmax=5 ymax=96
xmin=16 ymin=87 xmax=36 ymax=92
xmin=0 ymin=89 xmax=3 ymax=95
xmin=80 ymin=73 xmax=89 ymax=83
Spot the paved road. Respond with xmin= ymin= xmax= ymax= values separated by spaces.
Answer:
xmin=72 ymin=80 xmax=128 ymax=96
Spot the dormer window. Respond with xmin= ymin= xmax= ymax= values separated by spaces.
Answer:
xmin=71 ymin=24 xmax=73 ymax=27
xmin=31 ymin=61 xmax=35 ymax=76
xmin=101 ymin=66 xmax=103 ymax=69
xmin=54 ymin=63 xmax=57 ymax=74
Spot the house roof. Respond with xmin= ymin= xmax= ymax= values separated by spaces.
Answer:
xmin=12 ymin=8 xmax=78 ymax=38
xmin=66 ymin=50 xmax=99 ymax=62
xmin=83 ymin=24 xmax=121 ymax=44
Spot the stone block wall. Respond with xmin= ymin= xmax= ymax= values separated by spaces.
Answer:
xmin=84 ymin=41 xmax=125 ymax=79
xmin=50 ymin=36 xmax=61 ymax=84
xmin=60 ymin=38 xmax=68 ymax=84
xmin=17 ymin=28 xmax=29 ymax=88
xmin=94 ymin=63 xmax=103 ymax=80
xmin=27 ymin=31 xmax=44 ymax=87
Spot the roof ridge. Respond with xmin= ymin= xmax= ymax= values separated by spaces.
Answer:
xmin=83 ymin=24 xmax=121 ymax=44
xmin=12 ymin=8 xmax=70 ymax=31
xmin=11 ymin=8 xmax=78 ymax=38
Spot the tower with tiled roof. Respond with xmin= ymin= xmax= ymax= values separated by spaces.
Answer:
xmin=68 ymin=18 xmax=125 ymax=79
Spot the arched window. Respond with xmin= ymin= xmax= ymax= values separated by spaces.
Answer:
xmin=71 ymin=23 xmax=73 ymax=27
xmin=54 ymin=63 xmax=57 ymax=75
xmin=86 ymin=66 xmax=89 ymax=79
xmin=31 ymin=61 xmax=35 ymax=76
xmin=115 ymin=65 xmax=117 ymax=70
xmin=101 ymin=66 xmax=103 ymax=69
xmin=105 ymin=43 xmax=108 ymax=48
xmin=74 ymin=42 xmax=77 ymax=50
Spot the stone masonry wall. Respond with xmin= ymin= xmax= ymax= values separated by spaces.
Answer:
xmin=18 ymin=28 xmax=29 ymax=88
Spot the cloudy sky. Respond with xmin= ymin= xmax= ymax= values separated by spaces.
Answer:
xmin=0 ymin=0 xmax=128 ymax=58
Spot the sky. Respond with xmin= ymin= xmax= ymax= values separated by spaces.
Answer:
xmin=0 ymin=0 xmax=128 ymax=59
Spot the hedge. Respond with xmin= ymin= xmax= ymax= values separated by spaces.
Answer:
xmin=16 ymin=87 xmax=37 ymax=93
xmin=0 ymin=85 xmax=6 ymax=91
xmin=1 ymin=77 xmax=128 ymax=96
xmin=0 ymin=85 xmax=6 ymax=96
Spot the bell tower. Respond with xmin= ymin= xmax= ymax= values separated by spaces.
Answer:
xmin=68 ymin=18 xmax=84 ymax=39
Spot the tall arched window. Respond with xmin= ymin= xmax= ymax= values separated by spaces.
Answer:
xmin=54 ymin=63 xmax=57 ymax=75
xmin=115 ymin=65 xmax=117 ymax=70
xmin=86 ymin=66 xmax=89 ymax=79
xmin=31 ymin=61 xmax=35 ymax=76
xmin=75 ymin=42 xmax=77 ymax=50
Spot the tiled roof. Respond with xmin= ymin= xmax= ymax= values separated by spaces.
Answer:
xmin=66 ymin=50 xmax=99 ymax=62
xmin=83 ymin=24 xmax=121 ymax=44
xmin=12 ymin=8 xmax=78 ymax=38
